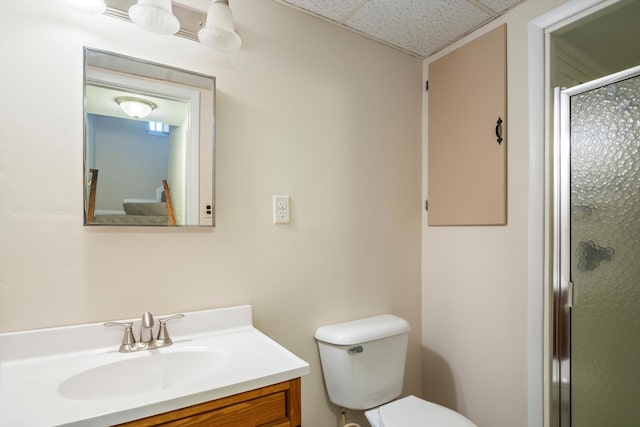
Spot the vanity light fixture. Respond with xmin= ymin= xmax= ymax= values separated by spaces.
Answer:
xmin=64 ymin=0 xmax=106 ymax=14
xmin=128 ymin=0 xmax=180 ymax=35
xmin=115 ymin=96 xmax=157 ymax=119
xmin=65 ymin=0 xmax=241 ymax=52
xmin=198 ymin=0 xmax=242 ymax=52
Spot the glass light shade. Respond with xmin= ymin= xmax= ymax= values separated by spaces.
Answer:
xmin=198 ymin=1 xmax=242 ymax=52
xmin=128 ymin=0 xmax=180 ymax=35
xmin=65 ymin=0 xmax=106 ymax=14
xmin=115 ymin=97 xmax=157 ymax=119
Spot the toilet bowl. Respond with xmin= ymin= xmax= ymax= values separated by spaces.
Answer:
xmin=365 ymin=395 xmax=476 ymax=427
xmin=315 ymin=314 xmax=476 ymax=427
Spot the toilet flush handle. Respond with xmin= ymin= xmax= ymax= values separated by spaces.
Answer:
xmin=348 ymin=345 xmax=363 ymax=354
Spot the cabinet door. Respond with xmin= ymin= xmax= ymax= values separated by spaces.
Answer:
xmin=115 ymin=378 xmax=301 ymax=427
xmin=428 ymin=24 xmax=507 ymax=226
xmin=161 ymin=391 xmax=288 ymax=426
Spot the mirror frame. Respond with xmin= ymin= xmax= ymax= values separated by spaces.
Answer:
xmin=83 ymin=47 xmax=215 ymax=227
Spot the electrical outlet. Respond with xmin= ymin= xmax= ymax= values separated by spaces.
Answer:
xmin=273 ymin=195 xmax=290 ymax=224
xmin=203 ymin=203 xmax=213 ymax=218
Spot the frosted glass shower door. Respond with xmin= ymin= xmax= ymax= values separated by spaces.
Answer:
xmin=559 ymin=65 xmax=640 ymax=426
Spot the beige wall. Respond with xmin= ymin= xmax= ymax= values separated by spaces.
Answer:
xmin=422 ymin=1 xmax=568 ymax=427
xmin=0 ymin=1 xmax=422 ymax=425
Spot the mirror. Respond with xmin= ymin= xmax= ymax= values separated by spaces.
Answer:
xmin=83 ymin=48 xmax=215 ymax=226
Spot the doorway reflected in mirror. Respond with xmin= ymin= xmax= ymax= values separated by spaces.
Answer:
xmin=83 ymin=48 xmax=215 ymax=226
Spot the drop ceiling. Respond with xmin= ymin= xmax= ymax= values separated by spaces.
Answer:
xmin=112 ymin=0 xmax=527 ymax=59
xmin=272 ymin=0 xmax=527 ymax=58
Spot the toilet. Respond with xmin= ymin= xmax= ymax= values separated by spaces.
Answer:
xmin=315 ymin=314 xmax=476 ymax=427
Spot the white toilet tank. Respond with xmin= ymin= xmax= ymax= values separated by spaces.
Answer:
xmin=315 ymin=314 xmax=411 ymax=410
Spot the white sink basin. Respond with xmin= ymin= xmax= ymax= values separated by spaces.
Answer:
xmin=58 ymin=350 xmax=229 ymax=400
xmin=0 ymin=305 xmax=310 ymax=427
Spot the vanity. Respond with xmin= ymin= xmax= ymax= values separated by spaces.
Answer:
xmin=0 ymin=305 xmax=309 ymax=426
xmin=115 ymin=378 xmax=301 ymax=426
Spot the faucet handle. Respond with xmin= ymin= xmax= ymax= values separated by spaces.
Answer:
xmin=104 ymin=321 xmax=136 ymax=348
xmin=156 ymin=314 xmax=185 ymax=343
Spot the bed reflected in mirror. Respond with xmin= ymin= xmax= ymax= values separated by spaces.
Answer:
xmin=83 ymin=48 xmax=215 ymax=226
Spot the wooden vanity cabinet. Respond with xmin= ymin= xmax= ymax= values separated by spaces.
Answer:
xmin=115 ymin=378 xmax=301 ymax=427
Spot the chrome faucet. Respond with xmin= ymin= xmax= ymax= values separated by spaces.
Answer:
xmin=104 ymin=312 xmax=184 ymax=353
xmin=139 ymin=311 xmax=155 ymax=343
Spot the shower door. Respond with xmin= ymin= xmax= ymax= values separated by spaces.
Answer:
xmin=555 ymin=65 xmax=640 ymax=426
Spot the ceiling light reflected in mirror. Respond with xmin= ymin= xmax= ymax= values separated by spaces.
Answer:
xmin=115 ymin=96 xmax=157 ymax=119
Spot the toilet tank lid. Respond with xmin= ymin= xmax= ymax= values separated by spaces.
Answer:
xmin=315 ymin=314 xmax=410 ymax=345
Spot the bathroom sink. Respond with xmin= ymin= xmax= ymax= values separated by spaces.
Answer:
xmin=58 ymin=350 xmax=229 ymax=400
xmin=0 ymin=305 xmax=310 ymax=426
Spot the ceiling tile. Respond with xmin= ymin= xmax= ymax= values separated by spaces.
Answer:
xmin=344 ymin=0 xmax=492 ymax=57
xmin=284 ymin=0 xmax=363 ymax=21
xmin=478 ymin=0 xmax=525 ymax=13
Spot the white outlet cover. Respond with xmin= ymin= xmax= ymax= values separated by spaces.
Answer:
xmin=273 ymin=195 xmax=290 ymax=224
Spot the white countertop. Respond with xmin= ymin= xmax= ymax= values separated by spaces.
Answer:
xmin=0 ymin=305 xmax=309 ymax=426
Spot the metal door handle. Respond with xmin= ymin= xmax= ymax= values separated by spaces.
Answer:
xmin=496 ymin=117 xmax=503 ymax=144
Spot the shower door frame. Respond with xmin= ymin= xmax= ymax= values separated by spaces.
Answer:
xmin=553 ymin=63 xmax=640 ymax=426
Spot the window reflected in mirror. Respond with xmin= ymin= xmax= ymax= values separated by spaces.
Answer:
xmin=83 ymin=48 xmax=215 ymax=226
